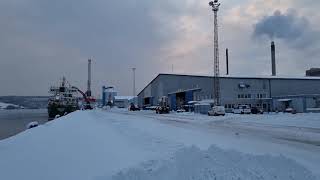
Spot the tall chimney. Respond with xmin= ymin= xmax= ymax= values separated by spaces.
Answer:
xmin=87 ymin=59 xmax=92 ymax=97
xmin=271 ymin=41 xmax=276 ymax=76
xmin=226 ymin=48 xmax=229 ymax=75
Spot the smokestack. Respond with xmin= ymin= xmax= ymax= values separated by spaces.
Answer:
xmin=271 ymin=41 xmax=276 ymax=76
xmin=226 ymin=48 xmax=229 ymax=75
xmin=87 ymin=59 xmax=92 ymax=96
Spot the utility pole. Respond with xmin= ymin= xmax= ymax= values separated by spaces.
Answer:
xmin=209 ymin=0 xmax=221 ymax=106
xmin=132 ymin=68 xmax=136 ymax=96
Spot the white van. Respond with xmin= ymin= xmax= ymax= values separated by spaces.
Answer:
xmin=208 ymin=106 xmax=226 ymax=116
xmin=233 ymin=105 xmax=251 ymax=114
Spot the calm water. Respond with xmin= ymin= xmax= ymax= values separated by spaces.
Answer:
xmin=0 ymin=109 xmax=48 ymax=140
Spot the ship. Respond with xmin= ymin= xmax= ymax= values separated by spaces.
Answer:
xmin=47 ymin=77 xmax=80 ymax=120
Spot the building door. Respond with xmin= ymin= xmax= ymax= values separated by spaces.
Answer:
xmin=176 ymin=92 xmax=186 ymax=109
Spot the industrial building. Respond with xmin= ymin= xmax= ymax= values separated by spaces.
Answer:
xmin=138 ymin=74 xmax=320 ymax=113
xmin=114 ymin=96 xmax=137 ymax=108
xmin=101 ymin=86 xmax=117 ymax=107
xmin=137 ymin=39 xmax=320 ymax=114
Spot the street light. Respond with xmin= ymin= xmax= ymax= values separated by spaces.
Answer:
xmin=209 ymin=0 xmax=220 ymax=11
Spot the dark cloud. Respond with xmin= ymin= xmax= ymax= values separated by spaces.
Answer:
xmin=0 ymin=0 xmax=170 ymax=96
xmin=0 ymin=1 xmax=319 ymax=96
xmin=253 ymin=10 xmax=318 ymax=49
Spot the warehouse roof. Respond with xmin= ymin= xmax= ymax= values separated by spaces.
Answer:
xmin=138 ymin=73 xmax=320 ymax=96
xmin=160 ymin=73 xmax=320 ymax=80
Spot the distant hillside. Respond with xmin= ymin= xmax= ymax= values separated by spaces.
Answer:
xmin=0 ymin=96 xmax=48 ymax=109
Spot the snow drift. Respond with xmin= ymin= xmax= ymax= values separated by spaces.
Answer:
xmin=111 ymin=145 xmax=316 ymax=180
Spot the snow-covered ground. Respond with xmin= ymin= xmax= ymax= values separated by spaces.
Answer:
xmin=0 ymin=109 xmax=319 ymax=180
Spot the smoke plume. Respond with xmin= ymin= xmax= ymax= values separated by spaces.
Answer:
xmin=253 ymin=10 xmax=309 ymax=41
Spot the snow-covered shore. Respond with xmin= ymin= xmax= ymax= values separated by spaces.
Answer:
xmin=0 ymin=110 xmax=319 ymax=180
xmin=0 ymin=102 xmax=22 ymax=109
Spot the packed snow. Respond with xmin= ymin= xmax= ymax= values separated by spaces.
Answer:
xmin=0 ymin=109 xmax=319 ymax=180
xmin=111 ymin=146 xmax=315 ymax=180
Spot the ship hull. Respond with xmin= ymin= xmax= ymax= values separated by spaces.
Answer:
xmin=47 ymin=104 xmax=79 ymax=120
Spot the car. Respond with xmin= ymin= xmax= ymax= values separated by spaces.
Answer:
xmin=177 ymin=109 xmax=186 ymax=113
xmin=208 ymin=106 xmax=226 ymax=116
xmin=233 ymin=105 xmax=251 ymax=114
xmin=284 ymin=107 xmax=297 ymax=114
xmin=251 ymin=107 xmax=263 ymax=114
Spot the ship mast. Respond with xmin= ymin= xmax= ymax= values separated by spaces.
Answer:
xmin=62 ymin=76 xmax=66 ymax=87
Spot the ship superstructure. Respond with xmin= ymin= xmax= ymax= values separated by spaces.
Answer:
xmin=47 ymin=77 xmax=79 ymax=120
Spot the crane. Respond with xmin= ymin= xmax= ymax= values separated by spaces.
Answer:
xmin=72 ymin=86 xmax=94 ymax=110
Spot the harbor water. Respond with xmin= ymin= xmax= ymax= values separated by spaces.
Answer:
xmin=0 ymin=109 xmax=48 ymax=140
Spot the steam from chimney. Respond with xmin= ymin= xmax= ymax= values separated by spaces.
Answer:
xmin=253 ymin=10 xmax=316 ymax=50
xmin=271 ymin=41 xmax=276 ymax=76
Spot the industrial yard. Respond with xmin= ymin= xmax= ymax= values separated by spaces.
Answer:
xmin=1 ymin=0 xmax=320 ymax=179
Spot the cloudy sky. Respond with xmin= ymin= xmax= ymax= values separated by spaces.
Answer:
xmin=0 ymin=0 xmax=319 ymax=97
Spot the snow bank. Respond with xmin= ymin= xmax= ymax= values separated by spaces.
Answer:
xmin=111 ymin=145 xmax=316 ymax=180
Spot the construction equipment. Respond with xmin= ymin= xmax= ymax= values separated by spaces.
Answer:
xmin=72 ymin=86 xmax=94 ymax=110
xmin=129 ymin=102 xmax=140 ymax=111
xmin=156 ymin=96 xmax=170 ymax=114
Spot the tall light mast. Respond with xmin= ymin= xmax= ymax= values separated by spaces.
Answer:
xmin=209 ymin=0 xmax=221 ymax=106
